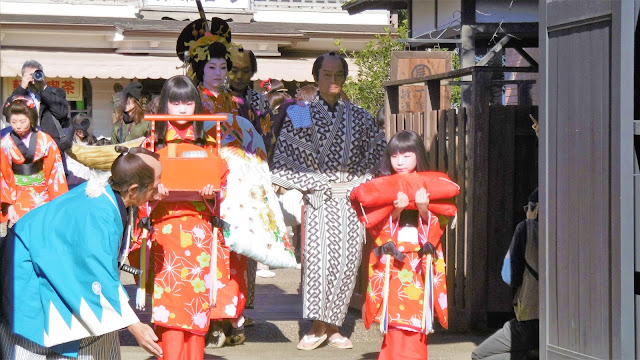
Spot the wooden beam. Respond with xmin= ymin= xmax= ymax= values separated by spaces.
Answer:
xmin=477 ymin=35 xmax=511 ymax=66
xmin=447 ymin=79 xmax=537 ymax=86
xmin=383 ymin=66 xmax=538 ymax=87
xmin=514 ymin=46 xmax=539 ymax=68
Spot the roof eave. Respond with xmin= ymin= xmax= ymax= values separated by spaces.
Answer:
xmin=342 ymin=0 xmax=408 ymax=15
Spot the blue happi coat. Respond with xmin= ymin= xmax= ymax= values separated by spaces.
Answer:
xmin=0 ymin=180 xmax=138 ymax=356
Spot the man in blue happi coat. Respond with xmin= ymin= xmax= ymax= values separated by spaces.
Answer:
xmin=0 ymin=146 xmax=164 ymax=359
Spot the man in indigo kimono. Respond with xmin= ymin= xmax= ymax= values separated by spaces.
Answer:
xmin=270 ymin=52 xmax=386 ymax=350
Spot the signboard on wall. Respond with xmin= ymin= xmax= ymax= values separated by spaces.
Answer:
xmin=390 ymin=51 xmax=453 ymax=113
xmin=3 ymin=77 xmax=83 ymax=103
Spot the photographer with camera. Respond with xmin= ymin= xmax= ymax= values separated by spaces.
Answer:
xmin=7 ymin=60 xmax=72 ymax=157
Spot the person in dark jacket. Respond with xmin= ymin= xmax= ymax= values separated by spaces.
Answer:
xmin=472 ymin=188 xmax=539 ymax=360
xmin=9 ymin=60 xmax=71 ymax=153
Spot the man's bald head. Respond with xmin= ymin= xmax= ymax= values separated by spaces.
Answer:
xmin=110 ymin=147 xmax=162 ymax=205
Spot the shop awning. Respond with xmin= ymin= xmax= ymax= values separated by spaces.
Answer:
xmin=1 ymin=49 xmax=353 ymax=82
xmin=1 ymin=50 xmax=185 ymax=79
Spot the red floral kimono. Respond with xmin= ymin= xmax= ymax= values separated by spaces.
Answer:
xmin=365 ymin=213 xmax=448 ymax=332
xmin=138 ymin=123 xmax=228 ymax=334
xmin=0 ymin=130 xmax=68 ymax=218
xmin=351 ymin=172 xmax=457 ymax=359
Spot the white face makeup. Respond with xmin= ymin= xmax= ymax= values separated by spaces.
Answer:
xmin=203 ymin=58 xmax=228 ymax=93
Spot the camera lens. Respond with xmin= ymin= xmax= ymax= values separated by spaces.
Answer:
xmin=33 ymin=70 xmax=44 ymax=82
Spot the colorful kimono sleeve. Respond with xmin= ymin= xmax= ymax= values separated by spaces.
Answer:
xmin=42 ymin=134 xmax=68 ymax=198
xmin=1 ymin=150 xmax=15 ymax=205
xmin=428 ymin=216 xmax=448 ymax=329
xmin=238 ymin=97 xmax=282 ymax=161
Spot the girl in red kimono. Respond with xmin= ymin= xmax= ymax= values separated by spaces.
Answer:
xmin=0 ymin=96 xmax=67 ymax=221
xmin=139 ymin=75 xmax=225 ymax=360
xmin=364 ymin=130 xmax=449 ymax=360
xmin=177 ymin=17 xmax=270 ymax=347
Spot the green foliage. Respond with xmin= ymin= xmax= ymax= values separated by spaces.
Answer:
xmin=335 ymin=27 xmax=407 ymax=116
xmin=336 ymin=22 xmax=461 ymax=114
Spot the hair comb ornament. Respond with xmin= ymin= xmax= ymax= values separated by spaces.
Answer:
xmin=5 ymin=96 xmax=35 ymax=109
xmin=260 ymin=78 xmax=272 ymax=92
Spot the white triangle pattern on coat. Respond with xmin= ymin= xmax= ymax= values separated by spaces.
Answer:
xmin=43 ymin=285 xmax=138 ymax=347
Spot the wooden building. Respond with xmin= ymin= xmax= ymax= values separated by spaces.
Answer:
xmin=539 ymin=0 xmax=637 ymax=358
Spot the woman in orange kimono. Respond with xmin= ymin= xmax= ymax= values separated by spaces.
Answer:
xmin=138 ymin=75 xmax=226 ymax=360
xmin=355 ymin=131 xmax=451 ymax=360
xmin=175 ymin=17 xmax=272 ymax=347
xmin=0 ymin=96 xmax=67 ymax=221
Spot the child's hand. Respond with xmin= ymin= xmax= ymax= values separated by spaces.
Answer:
xmin=7 ymin=205 xmax=18 ymax=225
xmin=415 ymin=187 xmax=430 ymax=213
xmin=154 ymin=183 xmax=169 ymax=201
xmin=393 ymin=191 xmax=409 ymax=211
xmin=200 ymin=184 xmax=217 ymax=199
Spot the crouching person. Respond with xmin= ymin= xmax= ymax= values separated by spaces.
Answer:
xmin=0 ymin=146 xmax=164 ymax=359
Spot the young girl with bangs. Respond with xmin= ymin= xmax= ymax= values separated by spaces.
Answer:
xmin=365 ymin=130 xmax=450 ymax=360
xmin=136 ymin=75 xmax=224 ymax=360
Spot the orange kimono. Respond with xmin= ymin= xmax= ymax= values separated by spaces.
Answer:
xmin=366 ymin=212 xmax=448 ymax=360
xmin=365 ymin=212 xmax=448 ymax=332
xmin=0 ymin=150 xmax=15 ymax=223
xmin=0 ymin=130 xmax=68 ymax=218
xmin=140 ymin=124 xmax=226 ymax=334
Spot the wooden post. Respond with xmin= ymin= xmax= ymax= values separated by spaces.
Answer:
xmin=453 ymin=108 xmax=468 ymax=329
xmin=466 ymin=69 xmax=492 ymax=330
xmin=425 ymin=79 xmax=441 ymax=154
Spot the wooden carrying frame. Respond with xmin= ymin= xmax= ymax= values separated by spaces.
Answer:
xmin=144 ymin=114 xmax=226 ymax=201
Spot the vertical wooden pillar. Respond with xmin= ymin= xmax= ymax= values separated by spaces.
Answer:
xmin=386 ymin=85 xmax=400 ymax=140
xmin=466 ymin=69 xmax=492 ymax=329
xmin=424 ymin=79 xmax=441 ymax=152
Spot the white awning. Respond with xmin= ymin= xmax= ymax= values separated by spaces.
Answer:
xmin=1 ymin=50 xmax=185 ymax=79
xmin=1 ymin=49 xmax=354 ymax=82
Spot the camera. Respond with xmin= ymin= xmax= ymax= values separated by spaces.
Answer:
xmin=32 ymin=70 xmax=45 ymax=82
